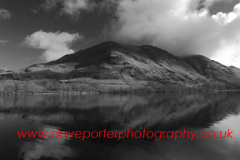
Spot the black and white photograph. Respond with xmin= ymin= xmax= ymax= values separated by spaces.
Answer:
xmin=1 ymin=0 xmax=240 ymax=159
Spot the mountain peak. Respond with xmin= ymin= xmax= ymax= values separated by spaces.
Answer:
xmin=185 ymin=55 xmax=208 ymax=60
xmin=92 ymin=41 xmax=122 ymax=49
xmin=99 ymin=41 xmax=120 ymax=45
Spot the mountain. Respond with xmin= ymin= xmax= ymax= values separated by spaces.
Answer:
xmin=183 ymin=55 xmax=240 ymax=89
xmin=0 ymin=68 xmax=7 ymax=73
xmin=1 ymin=41 xmax=240 ymax=92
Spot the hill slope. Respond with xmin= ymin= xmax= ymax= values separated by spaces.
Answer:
xmin=184 ymin=55 xmax=240 ymax=89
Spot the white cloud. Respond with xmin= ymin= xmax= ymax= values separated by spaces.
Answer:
xmin=0 ymin=8 xmax=11 ymax=20
xmin=23 ymin=30 xmax=82 ymax=62
xmin=0 ymin=40 xmax=9 ymax=45
xmin=0 ymin=9 xmax=11 ymax=46
xmin=42 ymin=0 xmax=94 ymax=18
xmin=211 ymin=41 xmax=240 ymax=67
xmin=104 ymin=0 xmax=240 ymax=67
xmin=212 ymin=3 xmax=240 ymax=24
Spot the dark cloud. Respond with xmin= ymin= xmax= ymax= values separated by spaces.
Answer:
xmin=39 ymin=0 xmax=96 ymax=18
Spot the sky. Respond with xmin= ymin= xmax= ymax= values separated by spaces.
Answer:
xmin=0 ymin=0 xmax=240 ymax=70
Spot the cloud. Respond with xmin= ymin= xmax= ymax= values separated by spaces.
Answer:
xmin=0 ymin=8 xmax=11 ymax=20
xmin=23 ymin=30 xmax=82 ymax=62
xmin=0 ymin=40 xmax=9 ymax=45
xmin=103 ymin=0 xmax=240 ymax=67
xmin=200 ymin=0 xmax=234 ymax=8
xmin=0 ymin=9 xmax=11 ymax=46
xmin=41 ymin=0 xmax=95 ymax=18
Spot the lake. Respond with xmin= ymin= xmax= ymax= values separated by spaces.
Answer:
xmin=0 ymin=92 xmax=240 ymax=160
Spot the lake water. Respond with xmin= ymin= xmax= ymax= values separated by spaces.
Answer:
xmin=0 ymin=92 xmax=240 ymax=160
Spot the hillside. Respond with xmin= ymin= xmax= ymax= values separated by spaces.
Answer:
xmin=183 ymin=55 xmax=240 ymax=89
xmin=0 ymin=41 xmax=240 ymax=93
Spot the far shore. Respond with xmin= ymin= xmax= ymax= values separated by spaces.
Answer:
xmin=0 ymin=89 xmax=240 ymax=96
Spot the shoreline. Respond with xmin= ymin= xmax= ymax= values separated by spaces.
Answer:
xmin=0 ymin=89 xmax=240 ymax=96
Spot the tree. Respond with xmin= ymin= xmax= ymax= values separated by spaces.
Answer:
xmin=24 ymin=81 xmax=36 ymax=92
xmin=0 ymin=84 xmax=4 ymax=92
xmin=14 ymin=83 xmax=20 ymax=93
xmin=44 ymin=81 xmax=52 ymax=90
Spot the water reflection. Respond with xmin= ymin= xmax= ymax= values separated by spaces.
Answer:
xmin=0 ymin=92 xmax=240 ymax=160
xmin=18 ymin=127 xmax=75 ymax=160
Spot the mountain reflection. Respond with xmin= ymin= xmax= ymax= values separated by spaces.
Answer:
xmin=0 ymin=93 xmax=240 ymax=131
xmin=0 ymin=92 xmax=240 ymax=160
